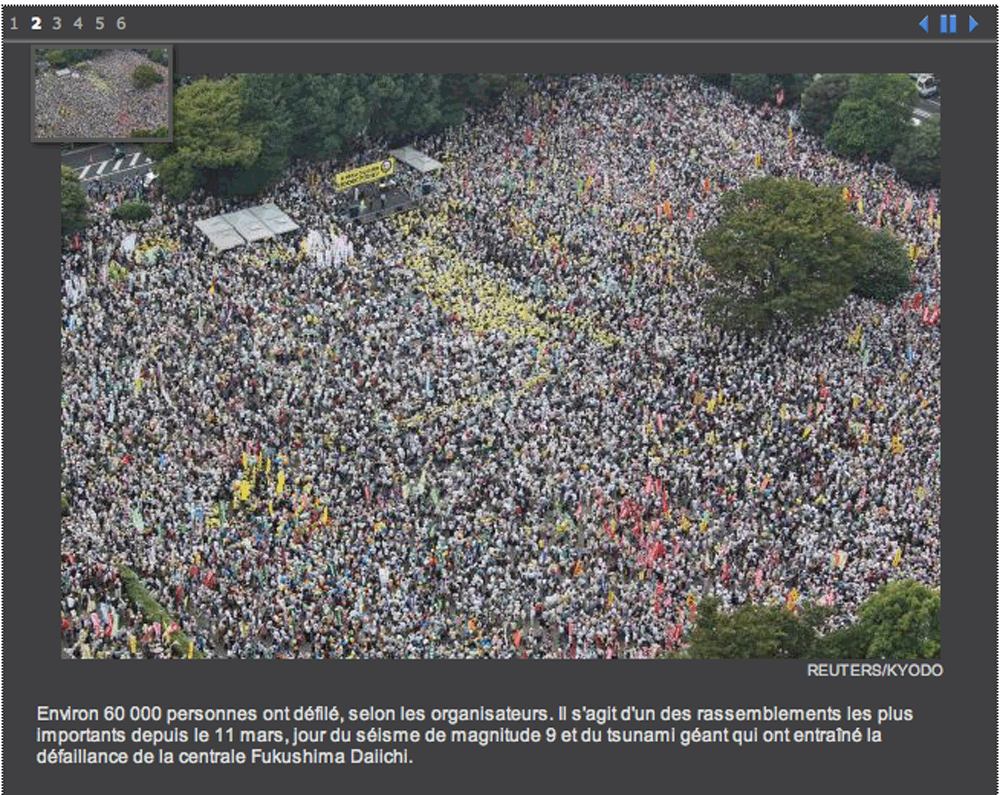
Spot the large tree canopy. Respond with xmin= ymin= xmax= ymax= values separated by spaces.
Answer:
xmin=150 ymin=73 xmax=526 ymax=200
xmin=890 ymin=115 xmax=941 ymax=187
xmin=855 ymin=580 xmax=940 ymax=659
xmin=696 ymin=177 xmax=865 ymax=331
xmin=799 ymin=73 xmax=853 ymax=139
xmin=685 ymin=598 xmax=831 ymax=659
xmin=61 ymin=165 xmax=88 ymax=237
xmin=824 ymin=73 xmax=918 ymax=162
xmin=682 ymin=582 xmax=941 ymax=659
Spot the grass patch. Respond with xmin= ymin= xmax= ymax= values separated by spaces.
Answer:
xmin=117 ymin=565 xmax=204 ymax=658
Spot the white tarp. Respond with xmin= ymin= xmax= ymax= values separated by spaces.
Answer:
xmin=195 ymin=204 xmax=299 ymax=251
xmin=388 ymin=146 xmax=444 ymax=174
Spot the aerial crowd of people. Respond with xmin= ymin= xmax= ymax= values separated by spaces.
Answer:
xmin=61 ymin=74 xmax=940 ymax=658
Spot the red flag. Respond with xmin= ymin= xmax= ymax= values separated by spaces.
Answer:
xmin=754 ymin=568 xmax=763 ymax=588
xmin=512 ymin=629 xmax=522 ymax=648
xmin=687 ymin=205 xmax=695 ymax=221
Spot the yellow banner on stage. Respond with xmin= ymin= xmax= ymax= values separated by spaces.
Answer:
xmin=334 ymin=158 xmax=395 ymax=191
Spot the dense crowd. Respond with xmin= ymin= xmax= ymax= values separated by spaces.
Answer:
xmin=61 ymin=74 xmax=940 ymax=658
xmin=36 ymin=49 xmax=170 ymax=139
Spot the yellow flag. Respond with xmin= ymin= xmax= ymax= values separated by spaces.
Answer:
xmin=239 ymin=480 xmax=251 ymax=501
xmin=892 ymin=549 xmax=902 ymax=567
xmin=649 ymin=158 xmax=658 ymax=176
xmin=128 ymin=634 xmax=137 ymax=654
xmin=755 ymin=153 xmax=762 ymax=168
xmin=187 ymin=641 xmax=194 ymax=659
xmin=276 ymin=470 xmax=286 ymax=496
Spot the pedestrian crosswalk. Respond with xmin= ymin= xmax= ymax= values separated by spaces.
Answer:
xmin=75 ymin=151 xmax=154 ymax=182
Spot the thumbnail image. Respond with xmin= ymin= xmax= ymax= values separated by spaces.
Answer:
xmin=60 ymin=74 xmax=940 ymax=659
xmin=34 ymin=47 xmax=171 ymax=140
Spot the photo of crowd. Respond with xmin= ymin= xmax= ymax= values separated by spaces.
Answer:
xmin=60 ymin=74 xmax=940 ymax=659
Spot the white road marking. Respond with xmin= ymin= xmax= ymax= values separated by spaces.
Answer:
xmin=76 ymin=155 xmax=155 ymax=182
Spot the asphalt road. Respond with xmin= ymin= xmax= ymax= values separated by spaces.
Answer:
xmin=913 ymin=94 xmax=940 ymax=125
xmin=61 ymin=143 xmax=155 ymax=186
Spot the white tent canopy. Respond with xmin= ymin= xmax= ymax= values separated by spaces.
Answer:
xmin=194 ymin=203 xmax=299 ymax=251
xmin=388 ymin=146 xmax=444 ymax=174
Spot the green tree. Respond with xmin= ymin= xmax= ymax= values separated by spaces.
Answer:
xmin=730 ymin=74 xmax=812 ymax=106
xmin=696 ymin=177 xmax=863 ymax=331
xmin=852 ymin=229 xmax=912 ymax=303
xmin=730 ymin=73 xmax=774 ymax=105
xmin=699 ymin=74 xmax=731 ymax=88
xmin=825 ymin=74 xmax=917 ymax=162
xmin=686 ymin=598 xmax=830 ymax=658
xmin=156 ymin=78 xmax=261 ymax=199
xmin=112 ymin=200 xmax=152 ymax=222
xmin=800 ymin=73 xmax=852 ymax=139
xmin=131 ymin=127 xmax=173 ymax=161
xmin=891 ymin=116 xmax=940 ymax=187
xmin=132 ymin=63 xmax=164 ymax=89
xmin=855 ymin=580 xmax=940 ymax=659
xmin=147 ymin=48 xmax=170 ymax=66
xmin=282 ymin=74 xmax=348 ymax=160
xmin=231 ymin=73 xmax=294 ymax=194
xmin=61 ymin=165 xmax=87 ymax=236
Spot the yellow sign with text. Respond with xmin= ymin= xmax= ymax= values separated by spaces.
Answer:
xmin=334 ymin=159 xmax=395 ymax=191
